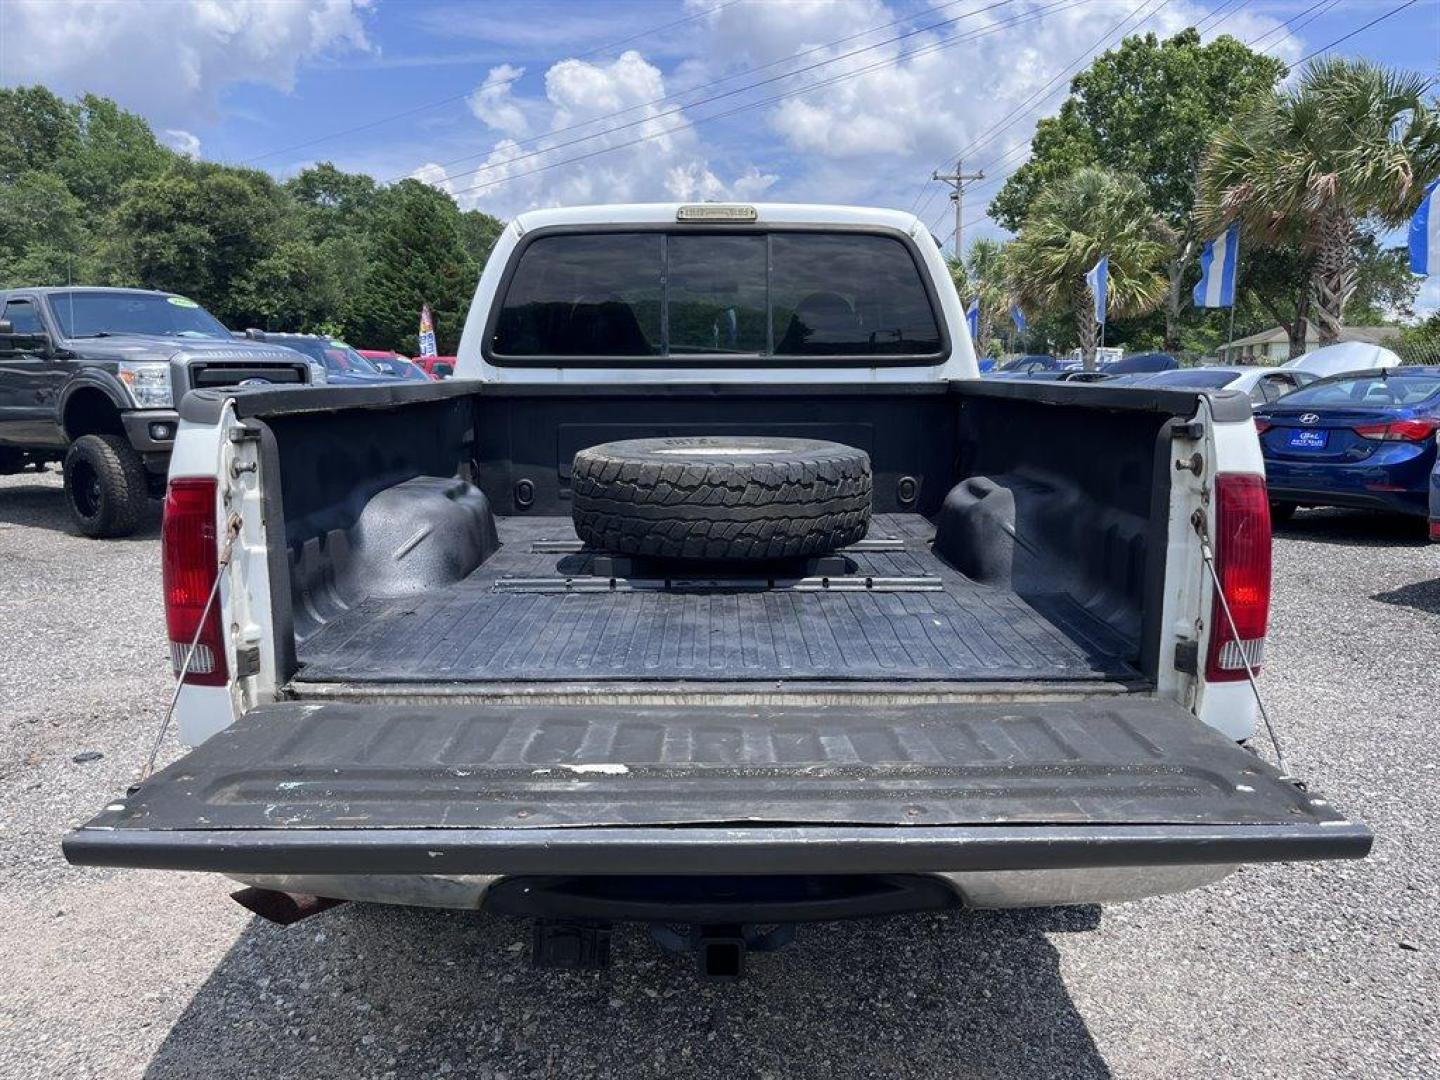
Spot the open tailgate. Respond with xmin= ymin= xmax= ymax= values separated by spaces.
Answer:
xmin=65 ymin=700 xmax=1370 ymax=875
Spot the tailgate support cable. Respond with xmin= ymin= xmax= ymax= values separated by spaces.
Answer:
xmin=1192 ymin=511 xmax=1294 ymax=784
xmin=139 ymin=513 xmax=242 ymax=784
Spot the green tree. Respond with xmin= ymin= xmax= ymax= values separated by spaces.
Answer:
xmin=1006 ymin=167 xmax=1169 ymax=367
xmin=962 ymin=237 xmax=1010 ymax=352
xmin=992 ymin=29 xmax=1285 ymax=349
xmin=0 ymin=171 xmax=88 ymax=287
xmin=59 ymin=94 xmax=173 ymax=212
xmin=1395 ymin=312 xmax=1440 ymax=365
xmin=0 ymin=86 xmax=80 ymax=182
xmin=285 ymin=162 xmax=378 ymax=241
xmin=349 ymin=180 xmax=478 ymax=352
xmin=1348 ymin=233 xmax=1422 ymax=324
xmin=1197 ymin=58 xmax=1440 ymax=347
xmin=229 ymin=239 xmax=348 ymax=332
xmin=458 ymin=208 xmax=505 ymax=267
xmin=106 ymin=159 xmax=293 ymax=323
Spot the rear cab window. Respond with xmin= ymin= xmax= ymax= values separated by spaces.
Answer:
xmin=489 ymin=230 xmax=944 ymax=364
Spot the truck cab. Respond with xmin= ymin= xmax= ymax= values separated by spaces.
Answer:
xmin=0 ymin=287 xmax=313 ymax=536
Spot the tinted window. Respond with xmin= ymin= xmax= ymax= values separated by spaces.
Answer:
xmin=493 ymin=233 xmax=663 ymax=357
xmin=1279 ymin=372 xmax=1440 ymax=407
xmin=770 ymin=234 xmax=940 ymax=357
xmin=49 ymin=291 xmax=231 ymax=339
xmin=668 ymin=234 xmax=767 ymax=354
xmin=2 ymin=299 xmax=43 ymax=334
xmin=490 ymin=231 xmax=940 ymax=361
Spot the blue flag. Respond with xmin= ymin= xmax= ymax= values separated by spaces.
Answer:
xmin=1194 ymin=224 xmax=1240 ymax=308
xmin=1410 ymin=178 xmax=1440 ymax=276
xmin=965 ymin=298 xmax=980 ymax=340
xmin=1009 ymin=302 xmax=1027 ymax=331
xmin=1086 ymin=256 xmax=1108 ymax=325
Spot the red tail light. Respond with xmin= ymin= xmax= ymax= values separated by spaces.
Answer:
xmin=1352 ymin=418 xmax=1439 ymax=442
xmin=163 ymin=477 xmax=227 ymax=686
xmin=1430 ymin=519 xmax=1440 ymax=543
xmin=1205 ymin=473 xmax=1272 ymax=683
xmin=1254 ymin=418 xmax=1272 ymax=435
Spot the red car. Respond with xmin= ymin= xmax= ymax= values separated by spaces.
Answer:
xmin=414 ymin=354 xmax=457 ymax=379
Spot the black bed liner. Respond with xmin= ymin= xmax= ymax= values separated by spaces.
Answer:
xmin=65 ymin=698 xmax=1370 ymax=875
xmin=294 ymin=515 xmax=1136 ymax=686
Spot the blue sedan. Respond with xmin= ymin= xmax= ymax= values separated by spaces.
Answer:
xmin=1254 ymin=367 xmax=1440 ymax=521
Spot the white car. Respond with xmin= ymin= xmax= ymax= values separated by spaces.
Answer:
xmin=1118 ymin=365 xmax=1317 ymax=405
xmin=1281 ymin=341 xmax=1402 ymax=377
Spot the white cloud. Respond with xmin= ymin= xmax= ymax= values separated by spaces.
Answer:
xmin=468 ymin=64 xmax=530 ymax=137
xmin=415 ymin=50 xmax=776 ymax=218
xmin=163 ymin=129 xmax=202 ymax=159
xmin=0 ymin=0 xmax=374 ymax=125
xmin=408 ymin=162 xmax=455 ymax=195
xmin=404 ymin=0 xmax=1298 ymax=233
xmin=677 ymin=0 xmax=1296 ymax=233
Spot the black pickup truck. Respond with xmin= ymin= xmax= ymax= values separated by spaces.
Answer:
xmin=0 ymin=287 xmax=313 ymax=537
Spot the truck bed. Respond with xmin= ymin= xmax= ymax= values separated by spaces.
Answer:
xmin=294 ymin=514 xmax=1138 ymax=688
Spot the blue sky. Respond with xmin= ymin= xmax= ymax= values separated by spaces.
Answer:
xmin=2 ymin=0 xmax=1437 ymax=310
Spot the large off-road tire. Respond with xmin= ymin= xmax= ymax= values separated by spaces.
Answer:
xmin=63 ymin=434 xmax=149 ymax=538
xmin=571 ymin=435 xmax=872 ymax=560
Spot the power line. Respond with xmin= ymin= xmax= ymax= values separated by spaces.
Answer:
xmin=237 ymin=0 xmax=737 ymax=165
xmin=403 ymin=0 xmax=1013 ymax=184
xmin=917 ymin=0 xmax=1361 ymax=230
xmin=410 ymin=0 xmax=1025 ymax=190
xmin=440 ymin=0 xmax=1092 ymax=202
xmin=938 ymin=0 xmax=1431 ymax=249
xmin=911 ymin=0 xmax=1167 ymax=221
xmin=1194 ymin=0 xmax=1245 ymax=35
xmin=1294 ymin=0 xmax=1422 ymax=64
xmin=1246 ymin=0 xmax=1342 ymax=52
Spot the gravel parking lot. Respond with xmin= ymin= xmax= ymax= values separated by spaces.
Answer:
xmin=2 ymin=465 xmax=1437 ymax=1080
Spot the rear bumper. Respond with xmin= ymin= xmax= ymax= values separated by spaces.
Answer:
xmin=63 ymin=820 xmax=1372 ymax=877
xmin=224 ymin=863 xmax=1240 ymax=913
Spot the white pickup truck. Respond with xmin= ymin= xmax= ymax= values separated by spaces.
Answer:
xmin=66 ymin=203 xmax=1369 ymax=976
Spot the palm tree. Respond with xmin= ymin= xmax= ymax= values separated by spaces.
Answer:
xmin=1197 ymin=59 xmax=1440 ymax=346
xmin=964 ymin=237 xmax=1009 ymax=354
xmin=1006 ymin=167 xmax=1169 ymax=366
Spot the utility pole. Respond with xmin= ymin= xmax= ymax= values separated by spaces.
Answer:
xmin=932 ymin=157 xmax=984 ymax=258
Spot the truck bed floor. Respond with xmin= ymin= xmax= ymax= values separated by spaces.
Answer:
xmin=294 ymin=515 xmax=1137 ymax=685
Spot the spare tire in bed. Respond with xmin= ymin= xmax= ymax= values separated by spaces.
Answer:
xmin=571 ymin=436 xmax=872 ymax=560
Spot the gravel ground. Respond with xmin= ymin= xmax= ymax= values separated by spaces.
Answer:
xmin=1 ymin=465 xmax=1437 ymax=1079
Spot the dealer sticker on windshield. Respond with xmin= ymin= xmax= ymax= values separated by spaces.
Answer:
xmin=166 ymin=296 xmax=200 ymax=308
xmin=1288 ymin=429 xmax=1328 ymax=449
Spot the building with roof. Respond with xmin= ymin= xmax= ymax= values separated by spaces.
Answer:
xmin=1218 ymin=323 xmax=1400 ymax=364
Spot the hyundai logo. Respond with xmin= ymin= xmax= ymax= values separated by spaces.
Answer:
xmin=238 ymin=378 xmax=272 ymax=387
xmin=1299 ymin=413 xmax=1320 ymax=425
